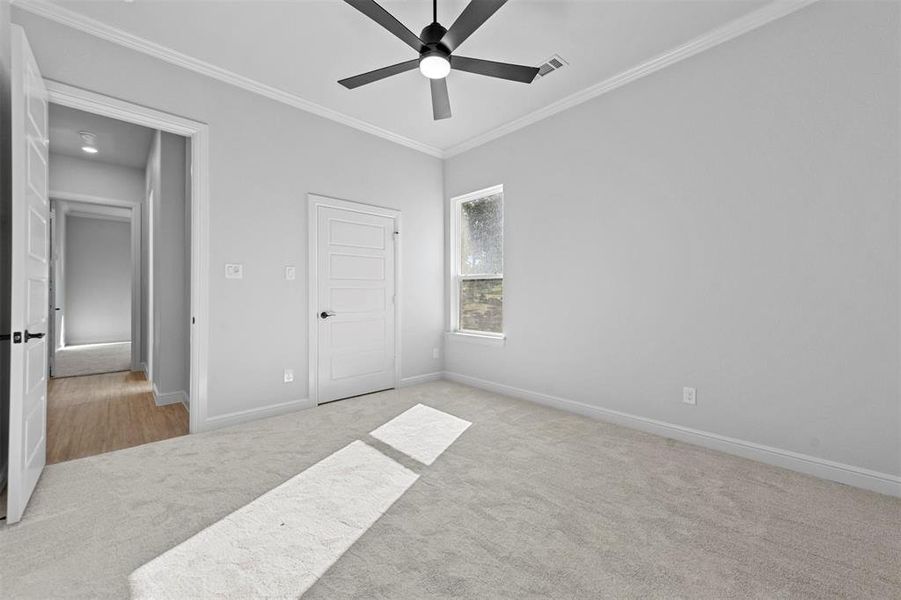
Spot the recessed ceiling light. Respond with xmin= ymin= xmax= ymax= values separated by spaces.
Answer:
xmin=79 ymin=131 xmax=98 ymax=155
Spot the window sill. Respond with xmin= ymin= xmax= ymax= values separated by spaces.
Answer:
xmin=445 ymin=331 xmax=506 ymax=347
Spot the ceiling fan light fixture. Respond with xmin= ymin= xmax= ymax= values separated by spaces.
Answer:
xmin=419 ymin=53 xmax=451 ymax=79
xmin=339 ymin=0 xmax=541 ymax=120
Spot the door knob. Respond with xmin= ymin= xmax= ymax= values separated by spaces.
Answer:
xmin=24 ymin=330 xmax=45 ymax=342
xmin=320 ymin=311 xmax=336 ymax=319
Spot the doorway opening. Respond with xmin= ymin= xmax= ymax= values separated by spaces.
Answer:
xmin=5 ymin=31 xmax=210 ymax=524
xmin=45 ymin=104 xmax=190 ymax=464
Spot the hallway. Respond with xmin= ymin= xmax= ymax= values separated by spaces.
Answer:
xmin=47 ymin=371 xmax=188 ymax=464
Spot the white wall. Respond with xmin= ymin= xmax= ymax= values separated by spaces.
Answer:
xmin=64 ymin=215 xmax=131 ymax=345
xmin=445 ymin=1 xmax=900 ymax=478
xmin=48 ymin=153 xmax=144 ymax=203
xmin=158 ymin=131 xmax=189 ymax=398
xmin=12 ymin=8 xmax=445 ymax=423
xmin=144 ymin=130 xmax=190 ymax=400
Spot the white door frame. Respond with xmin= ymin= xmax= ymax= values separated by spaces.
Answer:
xmin=146 ymin=188 xmax=154 ymax=383
xmin=48 ymin=193 xmax=142 ymax=372
xmin=45 ymin=80 xmax=210 ymax=434
xmin=307 ymin=194 xmax=401 ymax=406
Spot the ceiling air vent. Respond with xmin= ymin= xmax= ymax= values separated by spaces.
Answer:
xmin=537 ymin=55 xmax=567 ymax=78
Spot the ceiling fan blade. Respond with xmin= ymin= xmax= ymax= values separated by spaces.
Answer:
xmin=344 ymin=0 xmax=424 ymax=52
xmin=430 ymin=78 xmax=452 ymax=120
xmin=441 ymin=0 xmax=507 ymax=52
xmin=451 ymin=56 xmax=539 ymax=83
xmin=338 ymin=59 xmax=420 ymax=89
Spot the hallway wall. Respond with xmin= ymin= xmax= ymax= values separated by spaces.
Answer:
xmin=64 ymin=215 xmax=131 ymax=345
xmin=144 ymin=131 xmax=190 ymax=401
xmin=49 ymin=153 xmax=144 ymax=203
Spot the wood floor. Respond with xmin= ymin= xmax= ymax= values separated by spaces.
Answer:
xmin=47 ymin=371 xmax=188 ymax=465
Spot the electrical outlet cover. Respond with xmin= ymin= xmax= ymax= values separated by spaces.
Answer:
xmin=682 ymin=387 xmax=697 ymax=405
xmin=225 ymin=263 xmax=243 ymax=279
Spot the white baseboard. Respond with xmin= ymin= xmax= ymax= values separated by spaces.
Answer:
xmin=140 ymin=362 xmax=148 ymax=378
xmin=153 ymin=384 xmax=188 ymax=408
xmin=399 ymin=372 xmax=443 ymax=387
xmin=442 ymin=371 xmax=901 ymax=498
xmin=203 ymin=398 xmax=314 ymax=431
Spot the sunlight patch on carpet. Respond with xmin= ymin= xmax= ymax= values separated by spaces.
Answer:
xmin=129 ymin=441 xmax=417 ymax=599
xmin=370 ymin=403 xmax=472 ymax=465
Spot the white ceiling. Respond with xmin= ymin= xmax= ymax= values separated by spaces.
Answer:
xmin=44 ymin=0 xmax=768 ymax=152
xmin=49 ymin=103 xmax=155 ymax=169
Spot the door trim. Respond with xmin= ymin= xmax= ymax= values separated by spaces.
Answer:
xmin=45 ymin=80 xmax=210 ymax=434
xmin=307 ymin=194 xmax=401 ymax=406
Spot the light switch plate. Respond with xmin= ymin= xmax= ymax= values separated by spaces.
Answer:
xmin=285 ymin=266 xmax=296 ymax=281
xmin=225 ymin=263 xmax=243 ymax=279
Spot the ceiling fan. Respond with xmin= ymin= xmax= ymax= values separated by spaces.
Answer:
xmin=338 ymin=0 xmax=539 ymax=120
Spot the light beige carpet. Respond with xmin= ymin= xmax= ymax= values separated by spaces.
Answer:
xmin=1 ymin=381 xmax=899 ymax=598
xmin=52 ymin=342 xmax=131 ymax=378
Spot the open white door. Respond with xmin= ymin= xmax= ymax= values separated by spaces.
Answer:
xmin=314 ymin=200 xmax=397 ymax=404
xmin=7 ymin=26 xmax=49 ymax=524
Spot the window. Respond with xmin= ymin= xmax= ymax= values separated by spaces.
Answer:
xmin=450 ymin=185 xmax=504 ymax=337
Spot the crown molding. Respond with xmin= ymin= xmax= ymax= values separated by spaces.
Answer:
xmin=443 ymin=0 xmax=820 ymax=158
xmin=11 ymin=0 xmax=445 ymax=158
xmin=14 ymin=0 xmax=819 ymax=161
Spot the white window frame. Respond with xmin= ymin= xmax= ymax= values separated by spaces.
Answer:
xmin=448 ymin=184 xmax=505 ymax=344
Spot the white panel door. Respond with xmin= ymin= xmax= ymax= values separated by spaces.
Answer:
xmin=317 ymin=206 xmax=395 ymax=403
xmin=7 ymin=26 xmax=49 ymax=524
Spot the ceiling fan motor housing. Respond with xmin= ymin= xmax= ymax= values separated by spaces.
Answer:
xmin=420 ymin=22 xmax=450 ymax=60
xmin=339 ymin=0 xmax=541 ymax=120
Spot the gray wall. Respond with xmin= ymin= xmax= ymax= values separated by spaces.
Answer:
xmin=49 ymin=153 xmax=144 ymax=203
xmin=158 ymin=131 xmax=189 ymax=399
xmin=444 ymin=1 xmax=901 ymax=477
xmin=12 ymin=7 xmax=445 ymax=422
xmin=144 ymin=130 xmax=190 ymax=399
xmin=64 ymin=215 xmax=131 ymax=345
